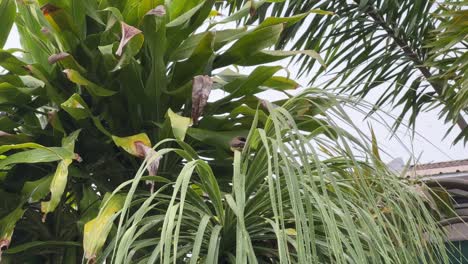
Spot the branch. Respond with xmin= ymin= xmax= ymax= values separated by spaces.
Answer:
xmin=362 ymin=3 xmax=468 ymax=132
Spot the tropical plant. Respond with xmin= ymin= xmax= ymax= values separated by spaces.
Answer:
xmin=0 ymin=0 xmax=458 ymax=263
xmin=227 ymin=0 xmax=468 ymax=143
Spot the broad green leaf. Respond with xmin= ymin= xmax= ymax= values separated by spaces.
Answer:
xmin=188 ymin=128 xmax=248 ymax=150
xmin=263 ymin=76 xmax=300 ymax=90
xmin=83 ymin=193 xmax=125 ymax=261
xmin=222 ymin=66 xmax=283 ymax=98
xmin=0 ymin=207 xmax=25 ymax=258
xmin=40 ymin=3 xmax=77 ymax=34
xmin=0 ymin=147 xmax=75 ymax=169
xmin=0 ymin=82 xmax=31 ymax=105
xmin=214 ymin=24 xmax=284 ymax=68
xmin=256 ymin=10 xmax=332 ymax=30
xmin=61 ymin=93 xmax=92 ymax=120
xmin=170 ymin=32 xmax=215 ymax=90
xmin=62 ymin=129 xmax=81 ymax=151
xmin=0 ymin=143 xmax=49 ymax=154
xmin=3 ymin=241 xmax=81 ymax=255
xmin=167 ymin=0 xmax=204 ymax=23
xmin=63 ymin=69 xmax=116 ymax=97
xmin=167 ymin=108 xmax=192 ymax=141
xmin=170 ymin=28 xmax=248 ymax=61
xmin=112 ymin=133 xmax=152 ymax=157
xmin=21 ymin=174 xmax=53 ymax=203
xmin=0 ymin=50 xmax=28 ymax=75
xmin=48 ymin=52 xmax=86 ymax=73
xmin=213 ymin=0 xmax=266 ymax=25
xmin=0 ymin=0 xmax=16 ymax=48
xmin=0 ymin=133 xmax=30 ymax=145
xmin=235 ymin=50 xmax=326 ymax=68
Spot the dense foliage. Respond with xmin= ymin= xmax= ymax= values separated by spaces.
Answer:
xmin=229 ymin=0 xmax=468 ymax=142
xmin=0 ymin=0 xmax=459 ymax=263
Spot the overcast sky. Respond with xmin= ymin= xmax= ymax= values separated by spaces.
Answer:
xmin=5 ymin=25 xmax=465 ymax=164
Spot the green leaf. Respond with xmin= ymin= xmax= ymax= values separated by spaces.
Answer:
xmin=188 ymin=128 xmax=248 ymax=150
xmin=167 ymin=108 xmax=192 ymax=141
xmin=0 ymin=50 xmax=28 ymax=75
xmin=167 ymin=0 xmax=204 ymax=24
xmin=170 ymin=32 xmax=215 ymax=90
xmin=4 ymin=241 xmax=81 ymax=255
xmin=0 ymin=0 xmax=16 ymax=48
xmin=214 ymin=24 xmax=284 ymax=68
xmin=61 ymin=93 xmax=92 ymax=120
xmin=83 ymin=193 xmax=125 ymax=261
xmin=0 ymin=82 xmax=31 ymax=105
xmin=222 ymin=66 xmax=283 ymax=98
xmin=0 ymin=147 xmax=75 ymax=169
xmin=0 ymin=207 xmax=25 ymax=257
xmin=21 ymin=174 xmax=53 ymax=203
xmin=235 ymin=50 xmax=326 ymax=68
xmin=63 ymin=69 xmax=116 ymax=97
xmin=48 ymin=52 xmax=86 ymax=73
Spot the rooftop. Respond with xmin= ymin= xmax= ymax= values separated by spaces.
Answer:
xmin=411 ymin=159 xmax=468 ymax=177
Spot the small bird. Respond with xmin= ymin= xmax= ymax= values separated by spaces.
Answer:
xmin=230 ymin=136 xmax=246 ymax=152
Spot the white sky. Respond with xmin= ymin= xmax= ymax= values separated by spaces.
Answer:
xmin=5 ymin=24 xmax=466 ymax=164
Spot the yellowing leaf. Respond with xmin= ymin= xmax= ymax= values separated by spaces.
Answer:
xmin=285 ymin=228 xmax=297 ymax=236
xmin=41 ymin=130 xmax=81 ymax=219
xmin=83 ymin=193 xmax=125 ymax=261
xmin=168 ymin=108 xmax=192 ymax=141
xmin=41 ymin=159 xmax=73 ymax=219
xmin=112 ymin=133 xmax=151 ymax=157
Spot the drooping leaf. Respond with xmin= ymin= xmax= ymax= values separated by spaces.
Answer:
xmin=116 ymin=22 xmax=143 ymax=56
xmin=41 ymin=130 xmax=81 ymax=218
xmin=40 ymin=159 xmax=73 ymax=218
xmin=191 ymin=75 xmax=213 ymax=125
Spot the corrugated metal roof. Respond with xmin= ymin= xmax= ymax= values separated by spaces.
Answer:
xmin=412 ymin=159 xmax=468 ymax=171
